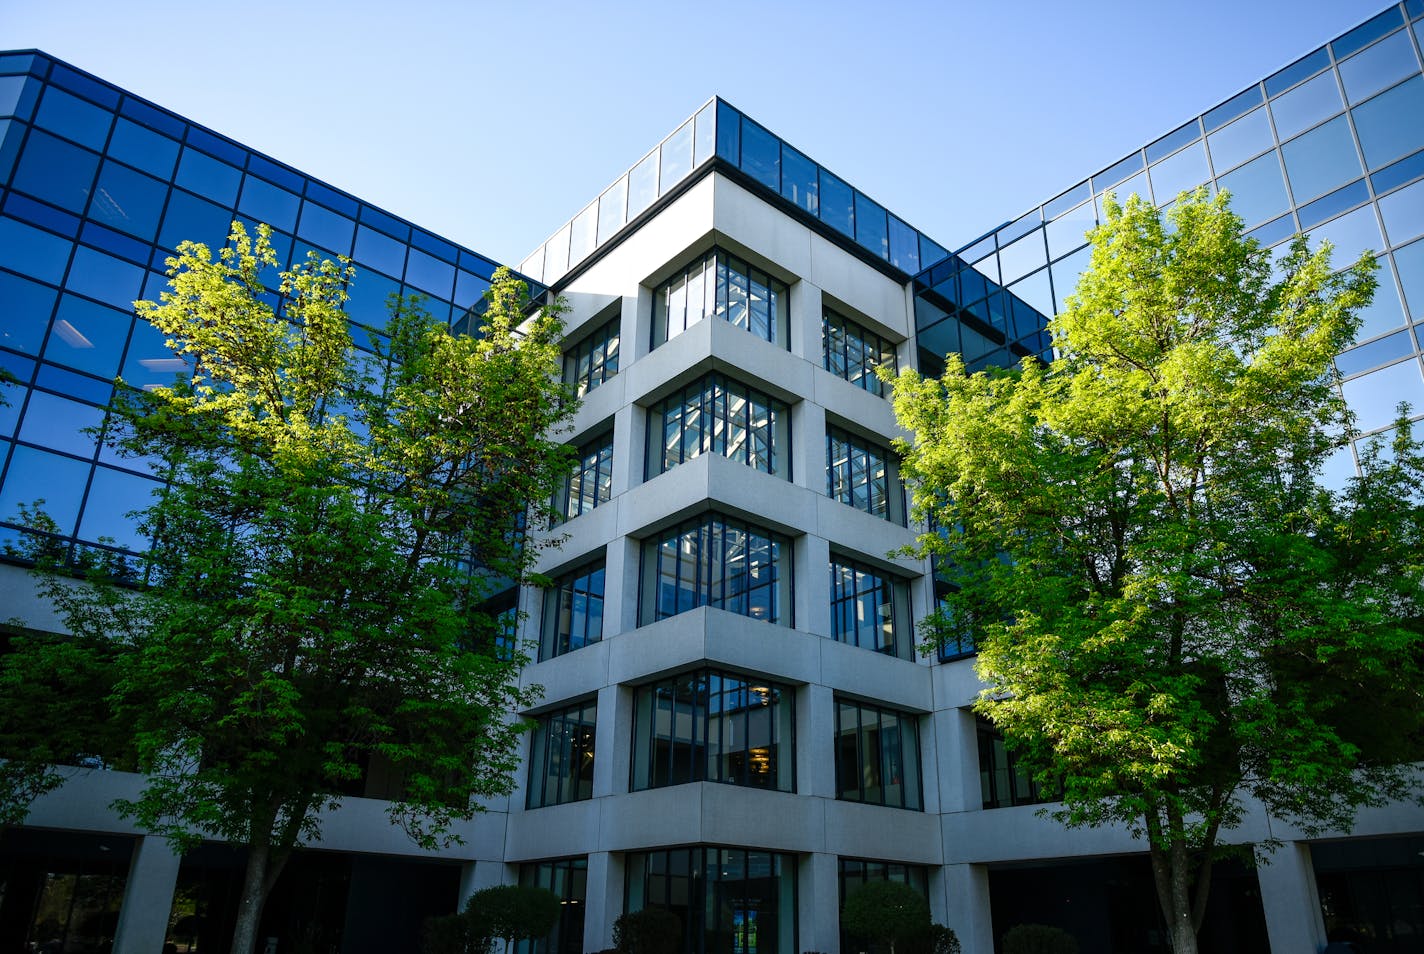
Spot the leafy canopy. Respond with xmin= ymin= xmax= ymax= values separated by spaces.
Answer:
xmin=892 ymin=189 xmax=1423 ymax=948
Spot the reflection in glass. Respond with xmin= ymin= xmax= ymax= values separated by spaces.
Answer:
xmin=835 ymin=698 xmax=923 ymax=810
xmin=1270 ymin=71 xmax=1344 ymax=140
xmin=652 ymin=249 xmax=788 ymax=347
xmin=641 ymin=513 xmax=789 ymax=626
xmin=526 ymin=700 xmax=596 ymax=809
xmin=541 ymin=560 xmax=604 ymax=660
xmin=649 ymin=374 xmax=787 ymax=477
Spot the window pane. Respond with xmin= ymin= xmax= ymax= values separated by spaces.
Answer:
xmin=1339 ymin=30 xmax=1419 ymax=104
xmin=1206 ymin=108 xmax=1274 ymax=174
xmin=44 ymin=295 xmax=130 ymax=379
xmin=659 ymin=119 xmax=693 ymax=194
xmin=175 ymin=148 xmax=241 ymax=206
xmin=781 ymin=145 xmax=818 ymax=215
xmin=1379 ymin=178 xmax=1424 ymax=247
xmin=1217 ymin=151 xmax=1290 ymax=226
xmin=1341 ymin=358 xmax=1424 ymax=431
xmin=107 ymin=118 xmax=179 ymax=179
xmin=1270 ymin=71 xmax=1344 ymax=140
xmin=1149 ymin=141 xmax=1210 ymax=201
xmin=10 ymin=129 xmax=98 ymax=212
xmin=1282 ymin=115 xmax=1364 ymax=203
xmin=89 ymin=161 xmax=167 ymax=241
xmin=741 ymin=119 xmax=780 ymax=190
xmin=1353 ymin=76 xmax=1424 ymax=170
xmin=34 ymin=86 xmax=111 ymax=149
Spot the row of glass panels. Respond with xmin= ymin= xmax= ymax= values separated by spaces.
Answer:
xmin=520 ymin=98 xmax=953 ymax=287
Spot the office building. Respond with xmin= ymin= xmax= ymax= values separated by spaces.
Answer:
xmin=2 ymin=2 xmax=1423 ymax=951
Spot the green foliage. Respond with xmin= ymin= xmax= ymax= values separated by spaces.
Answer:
xmin=612 ymin=907 xmax=682 ymax=954
xmin=1002 ymin=924 xmax=1079 ymax=954
xmin=892 ymin=189 xmax=1424 ymax=952
xmin=905 ymin=923 xmax=961 ymax=954
xmin=841 ymin=881 xmax=932 ymax=954
xmin=464 ymin=884 xmax=561 ymax=948
xmin=421 ymin=914 xmax=488 ymax=954
xmin=7 ymin=222 xmax=577 ymax=953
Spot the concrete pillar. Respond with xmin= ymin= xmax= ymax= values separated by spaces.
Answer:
xmin=797 ymin=532 xmax=832 ymax=639
xmin=112 ymin=835 xmax=181 ymax=954
xmin=791 ymin=280 xmax=823 ymax=363
xmin=942 ymin=863 xmax=994 ymax=954
xmin=610 ymin=535 xmax=641 ymax=635
xmin=797 ymin=851 xmax=841 ymax=953
xmin=594 ymin=683 xmax=634 ymax=797
xmin=461 ymin=858 xmax=515 ymax=907
xmin=1258 ymin=842 xmax=1328 ymax=954
xmin=935 ymin=707 xmax=982 ymax=814
xmin=799 ymin=684 xmax=837 ymax=798
xmin=791 ymin=401 xmax=827 ymax=496
xmin=611 ymin=401 xmax=640 ymax=499
xmin=584 ymin=851 xmax=625 ymax=952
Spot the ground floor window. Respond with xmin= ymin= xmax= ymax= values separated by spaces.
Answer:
xmin=517 ymin=857 xmax=587 ymax=954
xmin=625 ymin=846 xmax=796 ymax=954
xmin=838 ymin=858 xmax=930 ymax=954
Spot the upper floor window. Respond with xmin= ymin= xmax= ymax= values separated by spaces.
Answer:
xmin=647 ymin=373 xmax=789 ymax=479
xmin=526 ymin=699 xmax=597 ymax=809
xmin=630 ymin=668 xmax=794 ymax=792
xmin=640 ymin=513 xmax=791 ymax=627
xmin=559 ymin=431 xmax=613 ymax=520
xmin=830 ymin=556 xmax=913 ymax=659
xmin=541 ymin=559 xmax=605 ymax=661
xmin=826 ymin=426 xmax=905 ymax=524
xmin=823 ymin=308 xmax=898 ymax=396
xmin=978 ymin=716 xmax=1054 ymax=810
xmin=835 ymin=698 xmax=923 ymax=810
xmin=563 ymin=315 xmax=620 ymax=397
xmin=933 ymin=576 xmax=978 ymax=662
xmin=653 ymin=248 xmax=789 ymax=349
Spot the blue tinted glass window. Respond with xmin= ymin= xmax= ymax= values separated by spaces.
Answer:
xmin=1266 ymin=47 xmax=1332 ymax=96
xmin=1146 ymin=121 xmax=1201 ymax=163
xmin=0 ymin=444 xmax=91 ymax=535
xmin=88 ymin=161 xmax=167 ymax=241
xmin=1354 ymin=258 xmax=1406 ymax=339
xmin=854 ymin=193 xmax=888 ymax=260
xmin=1099 ymin=171 xmax=1149 ymax=214
xmin=1248 ymin=213 xmax=1298 ymax=248
xmin=715 ymin=100 xmax=740 ymax=163
xmin=34 ymin=87 xmax=111 ymax=150
xmin=1206 ymin=108 xmax=1274 ymax=174
xmin=404 ymin=247 xmax=454 ymax=298
xmin=106 ymin=118 xmax=179 ymax=179
xmin=304 ymin=181 xmax=357 ymax=217
xmin=781 ymin=145 xmax=818 ymax=215
xmin=1217 ymin=151 xmax=1292 ymax=228
xmin=65 ymin=246 xmax=144 ymax=309
xmin=1204 ymin=85 xmax=1265 ymax=132
xmin=1095 ymin=151 xmax=1144 ymax=190
xmin=159 ymin=190 xmax=232 ymax=251
xmin=352 ymin=224 xmax=405 ymax=278
xmin=597 ymin=178 xmax=627 ymax=243
xmin=1394 ymin=237 xmax=1424 ymax=319
xmin=1341 ymin=358 xmax=1424 ymax=432
xmin=1339 ymin=31 xmax=1420 ymax=104
xmin=1149 ymin=141 xmax=1210 ymax=201
xmin=359 ymin=205 xmax=408 ymax=241
xmin=1374 ymin=150 xmax=1424 ymax=194
xmin=1270 ymin=72 xmax=1344 ymax=141
xmin=10 ymin=129 xmax=99 ymax=213
xmin=238 ymin=176 xmax=299 ymax=232
xmin=78 ymin=465 xmax=156 ymax=551
xmin=34 ymin=363 xmax=108 ymax=404
xmin=889 ymin=216 xmax=919 ymax=273
xmin=1334 ymin=7 xmax=1407 ymax=60
xmin=1047 ymin=201 xmax=1096 ymax=260
xmin=1008 ymin=268 xmax=1054 ymax=318
xmin=0 ymin=75 xmax=28 ymax=117
xmin=998 ymin=230 xmax=1045 ymax=284
xmin=18 ymin=390 xmax=101 ymax=461
xmin=1379 ymin=178 xmax=1424 ymax=247
xmin=1353 ymin=76 xmax=1424 ymax=170
xmin=1298 ymin=180 xmax=1370 ymax=230
xmin=454 ymin=270 xmax=490 ymax=309
xmin=183 ymin=128 xmax=244 ymax=166
xmin=0 ymin=270 xmax=57 ymax=355
xmin=44 ymin=295 xmax=130 ymax=378
xmin=1045 ymin=181 xmax=1092 ymax=219
xmin=1337 ymin=329 xmax=1416 ymax=377
xmin=344 ymin=268 xmax=399 ymax=330
xmin=48 ymin=67 xmax=117 ymax=109
xmin=659 ymin=119 xmax=693 ymax=194
xmin=246 ymin=155 xmax=302 ymax=192
xmin=1282 ymin=116 xmax=1363 ymax=202
xmin=297 ymin=202 xmax=354 ymax=256
xmin=0 ymin=216 xmax=73 ymax=284
xmin=821 ymin=173 xmax=854 ymax=237
xmin=741 ymin=119 xmax=780 ymax=191
xmin=120 ymin=318 xmax=188 ymax=391
xmin=919 ymin=235 xmax=950 ymax=269
xmin=117 ymin=97 xmax=184 ymax=139
xmin=175 ymin=148 xmax=241 ymax=206
xmin=1311 ymin=205 xmax=1383 ymax=269
xmin=627 ymin=152 xmax=658 ymax=219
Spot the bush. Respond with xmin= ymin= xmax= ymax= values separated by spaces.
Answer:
xmin=464 ymin=884 xmax=561 ymax=951
xmin=422 ymin=914 xmax=490 ymax=954
xmin=1002 ymin=924 xmax=1078 ymax=954
xmin=842 ymin=881 xmax=933 ymax=954
xmin=613 ymin=907 xmax=682 ymax=954
xmin=906 ymin=924 xmax=961 ymax=954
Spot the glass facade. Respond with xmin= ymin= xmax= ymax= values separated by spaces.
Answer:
xmin=526 ymin=699 xmax=597 ymax=810
xmin=834 ymin=698 xmax=923 ymax=811
xmin=559 ymin=431 xmax=613 ymax=521
xmin=978 ymin=717 xmax=1054 ymax=810
xmin=640 ymin=513 xmax=791 ymax=627
xmin=647 ymin=373 xmax=789 ymax=479
xmin=829 ymin=556 xmax=913 ymax=659
xmin=0 ymin=52 xmax=526 ymax=562
xmin=625 ymin=847 xmax=797 ymax=954
xmin=826 ymin=426 xmax=904 ymax=524
xmin=517 ymin=858 xmax=587 ymax=954
xmin=652 ymin=249 xmax=789 ymax=349
xmin=630 ymin=669 xmax=794 ymax=792
xmin=914 ymin=0 xmax=1424 ymax=472
xmin=540 ymin=558 xmax=605 ymax=661
xmin=563 ymin=314 xmax=620 ymax=397
xmin=823 ymin=308 xmax=898 ymax=397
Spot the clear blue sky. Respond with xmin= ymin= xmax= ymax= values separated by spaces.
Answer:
xmin=3 ymin=0 xmax=1391 ymax=265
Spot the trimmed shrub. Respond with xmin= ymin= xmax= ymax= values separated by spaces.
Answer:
xmin=613 ymin=907 xmax=682 ymax=954
xmin=1003 ymin=924 xmax=1079 ymax=954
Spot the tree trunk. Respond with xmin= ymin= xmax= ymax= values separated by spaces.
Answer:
xmin=1148 ymin=839 xmax=1200 ymax=954
xmin=230 ymin=841 xmax=271 ymax=954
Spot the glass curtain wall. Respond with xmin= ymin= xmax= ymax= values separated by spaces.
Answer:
xmin=834 ymin=698 xmax=924 ymax=810
xmin=826 ymin=427 xmax=904 ymax=524
xmin=516 ymin=858 xmax=587 ymax=954
xmin=526 ymin=699 xmax=597 ymax=809
xmin=540 ymin=559 xmax=605 ymax=661
xmin=652 ymin=249 xmax=789 ymax=349
xmin=647 ymin=373 xmax=789 ymax=479
xmin=630 ymin=669 xmax=794 ymax=792
xmin=829 ymin=556 xmax=912 ymax=658
xmin=625 ymin=847 xmax=797 ymax=954
xmin=641 ymin=514 xmax=791 ymax=627
xmin=823 ymin=308 xmax=898 ymax=397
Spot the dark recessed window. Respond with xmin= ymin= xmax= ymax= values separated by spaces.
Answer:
xmin=826 ymin=426 xmax=904 ymax=524
xmin=624 ymin=847 xmax=797 ymax=954
xmin=540 ymin=559 xmax=605 ymax=662
xmin=526 ymin=699 xmax=596 ymax=809
xmin=830 ymin=556 xmax=912 ymax=659
xmin=559 ymin=431 xmax=613 ymax=521
xmin=517 ymin=858 xmax=587 ymax=954
xmin=563 ymin=315 xmax=620 ymax=397
xmin=835 ymin=698 xmax=923 ymax=810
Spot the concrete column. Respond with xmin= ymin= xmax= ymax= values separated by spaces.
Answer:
xmin=112 ymin=835 xmax=182 ymax=954
xmin=791 ymin=280 xmax=823 ymax=363
xmin=935 ymin=707 xmax=982 ymax=814
xmin=942 ymin=863 xmax=994 ymax=954
xmin=611 ymin=400 xmax=640 ymax=499
xmin=799 ymin=684 xmax=837 ymax=798
xmin=796 ymin=533 xmax=832 ymax=639
xmin=584 ymin=851 xmax=625 ymax=952
xmin=594 ymin=683 xmax=634 ymax=797
xmin=1258 ymin=842 xmax=1328 ymax=954
xmin=791 ymin=401 xmax=827 ymax=495
xmin=461 ymin=859 xmax=515 ymax=907
xmin=628 ymin=290 xmax=652 ymax=364
xmin=797 ymin=851 xmax=841 ymax=954
xmin=608 ymin=534 xmax=641 ymax=636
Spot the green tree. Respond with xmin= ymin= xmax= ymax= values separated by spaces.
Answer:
xmin=891 ymin=190 xmax=1424 ymax=954
xmin=464 ymin=884 xmax=562 ymax=954
xmin=841 ymin=880 xmax=932 ymax=954
xmin=16 ymin=223 xmax=575 ymax=954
